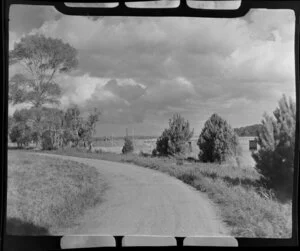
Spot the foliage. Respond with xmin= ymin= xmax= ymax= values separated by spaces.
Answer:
xmin=9 ymin=106 xmax=99 ymax=149
xmin=156 ymin=113 xmax=194 ymax=156
xmin=77 ymin=108 xmax=101 ymax=147
xmin=41 ymin=130 xmax=55 ymax=150
xmin=252 ymin=95 xmax=296 ymax=198
xmin=8 ymin=116 xmax=14 ymax=136
xmin=156 ymin=129 xmax=171 ymax=156
xmin=8 ymin=33 xmax=102 ymax=150
xmin=9 ymin=109 xmax=35 ymax=147
xmin=234 ymin=124 xmax=264 ymax=137
xmin=152 ymin=148 xmax=158 ymax=157
xmin=9 ymin=34 xmax=78 ymax=107
xmin=122 ymin=136 xmax=134 ymax=154
xmin=9 ymin=124 xmax=32 ymax=147
xmin=197 ymin=113 xmax=240 ymax=163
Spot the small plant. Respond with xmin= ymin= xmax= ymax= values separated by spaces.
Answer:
xmin=197 ymin=113 xmax=240 ymax=163
xmin=122 ymin=136 xmax=134 ymax=154
xmin=152 ymin=149 xmax=158 ymax=157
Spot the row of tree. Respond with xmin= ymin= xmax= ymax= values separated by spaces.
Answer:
xmin=8 ymin=34 xmax=101 ymax=150
xmin=234 ymin=124 xmax=264 ymax=137
xmin=9 ymin=106 xmax=100 ymax=150
xmin=149 ymin=94 xmax=296 ymax=198
xmin=153 ymin=113 xmax=240 ymax=164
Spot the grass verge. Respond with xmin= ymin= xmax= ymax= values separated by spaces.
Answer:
xmin=37 ymin=147 xmax=293 ymax=238
xmin=7 ymin=150 xmax=104 ymax=235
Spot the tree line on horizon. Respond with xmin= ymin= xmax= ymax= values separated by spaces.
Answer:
xmin=234 ymin=124 xmax=264 ymax=137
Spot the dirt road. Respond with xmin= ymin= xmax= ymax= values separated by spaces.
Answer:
xmin=33 ymin=153 xmax=229 ymax=236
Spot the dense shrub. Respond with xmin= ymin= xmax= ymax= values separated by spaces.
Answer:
xmin=41 ymin=131 xmax=54 ymax=150
xmin=156 ymin=113 xmax=194 ymax=156
xmin=152 ymin=149 xmax=158 ymax=157
xmin=122 ymin=136 xmax=134 ymax=154
xmin=156 ymin=129 xmax=171 ymax=156
xmin=197 ymin=113 xmax=240 ymax=163
xmin=9 ymin=124 xmax=32 ymax=148
xmin=252 ymin=95 xmax=296 ymax=198
xmin=41 ymin=130 xmax=62 ymax=150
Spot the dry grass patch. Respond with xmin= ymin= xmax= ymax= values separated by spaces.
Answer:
xmin=7 ymin=150 xmax=104 ymax=235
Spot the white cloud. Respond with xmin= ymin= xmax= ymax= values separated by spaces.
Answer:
xmin=8 ymin=6 xmax=296 ymax=133
xmin=57 ymin=74 xmax=113 ymax=108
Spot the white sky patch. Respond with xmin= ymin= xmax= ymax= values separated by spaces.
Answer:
xmin=58 ymin=74 xmax=113 ymax=108
xmin=116 ymin=78 xmax=147 ymax=89
xmin=9 ymin=31 xmax=18 ymax=50
xmin=8 ymin=103 xmax=32 ymax=116
xmin=175 ymin=77 xmax=195 ymax=92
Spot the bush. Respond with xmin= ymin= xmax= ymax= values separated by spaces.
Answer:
xmin=156 ymin=129 xmax=170 ymax=156
xmin=9 ymin=124 xmax=32 ymax=148
xmin=41 ymin=131 xmax=54 ymax=150
xmin=252 ymin=95 xmax=295 ymax=198
xmin=197 ymin=113 xmax=240 ymax=163
xmin=156 ymin=113 xmax=194 ymax=156
xmin=139 ymin=151 xmax=151 ymax=157
xmin=122 ymin=136 xmax=134 ymax=154
xmin=152 ymin=149 xmax=158 ymax=157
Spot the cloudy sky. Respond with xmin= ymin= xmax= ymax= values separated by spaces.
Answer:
xmin=9 ymin=1 xmax=296 ymax=137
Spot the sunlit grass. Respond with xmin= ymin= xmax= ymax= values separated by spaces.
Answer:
xmin=7 ymin=150 xmax=104 ymax=235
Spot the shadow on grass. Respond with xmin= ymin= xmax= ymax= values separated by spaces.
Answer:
xmin=185 ymin=157 xmax=199 ymax=163
xmin=7 ymin=146 xmax=21 ymax=150
xmin=8 ymin=146 xmax=37 ymax=151
xmin=222 ymin=176 xmax=260 ymax=188
xmin=4 ymin=236 xmax=61 ymax=251
xmin=6 ymin=217 xmax=49 ymax=235
xmin=4 ymin=218 xmax=62 ymax=251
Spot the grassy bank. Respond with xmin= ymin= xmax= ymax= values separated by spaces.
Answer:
xmin=40 ymin=147 xmax=292 ymax=238
xmin=7 ymin=150 xmax=104 ymax=235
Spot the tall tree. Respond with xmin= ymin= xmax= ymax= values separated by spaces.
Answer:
xmin=63 ymin=105 xmax=83 ymax=146
xmin=9 ymin=34 xmax=78 ymax=107
xmin=252 ymin=95 xmax=296 ymax=198
xmin=78 ymin=108 xmax=101 ymax=149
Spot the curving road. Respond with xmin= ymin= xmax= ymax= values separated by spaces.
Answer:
xmin=33 ymin=153 xmax=229 ymax=236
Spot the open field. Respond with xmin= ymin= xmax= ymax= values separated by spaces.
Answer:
xmin=42 ymin=147 xmax=292 ymax=238
xmin=7 ymin=150 xmax=105 ymax=235
xmin=93 ymin=136 xmax=256 ymax=168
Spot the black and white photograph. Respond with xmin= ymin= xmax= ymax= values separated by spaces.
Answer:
xmin=6 ymin=0 xmax=296 ymax=245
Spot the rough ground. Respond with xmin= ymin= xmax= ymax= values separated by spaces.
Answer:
xmin=32 ymin=152 xmax=230 ymax=236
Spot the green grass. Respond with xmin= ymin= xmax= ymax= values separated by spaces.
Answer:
xmin=41 ymin=147 xmax=292 ymax=238
xmin=7 ymin=150 xmax=105 ymax=235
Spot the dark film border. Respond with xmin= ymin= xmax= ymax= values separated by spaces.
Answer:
xmin=1 ymin=0 xmax=299 ymax=249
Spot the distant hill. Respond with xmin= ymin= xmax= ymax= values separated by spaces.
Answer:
xmin=93 ymin=135 xmax=158 ymax=141
xmin=234 ymin=124 xmax=263 ymax=137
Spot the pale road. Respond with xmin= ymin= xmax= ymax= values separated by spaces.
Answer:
xmin=32 ymin=153 xmax=230 ymax=236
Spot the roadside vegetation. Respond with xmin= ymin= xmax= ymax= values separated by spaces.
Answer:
xmin=41 ymin=147 xmax=291 ymax=238
xmin=7 ymin=150 xmax=104 ymax=235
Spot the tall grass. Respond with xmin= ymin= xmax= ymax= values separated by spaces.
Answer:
xmin=44 ymin=147 xmax=292 ymax=238
xmin=7 ymin=150 xmax=105 ymax=235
